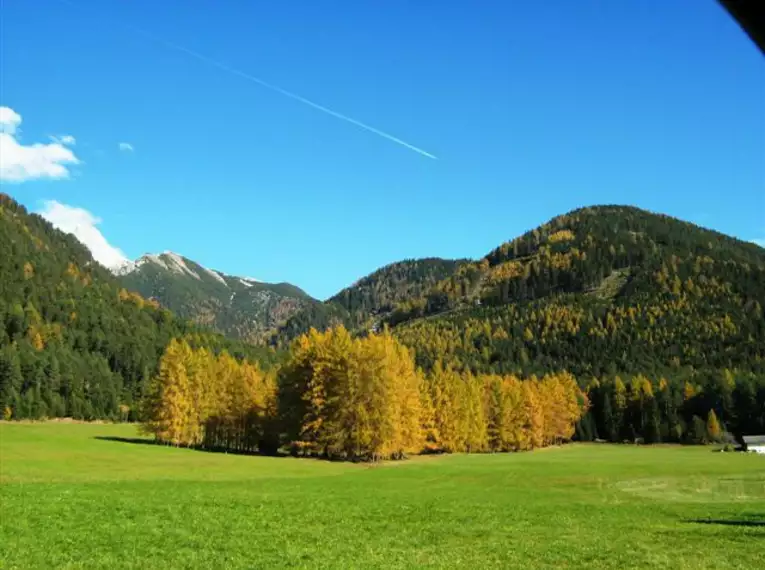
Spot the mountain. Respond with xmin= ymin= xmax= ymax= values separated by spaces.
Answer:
xmin=267 ymin=204 xmax=764 ymax=445
xmin=5 ymin=189 xmax=763 ymax=435
xmin=272 ymin=258 xmax=466 ymax=344
xmin=329 ymin=258 xmax=467 ymax=319
xmin=271 ymin=205 xmax=765 ymax=383
xmin=388 ymin=205 xmax=765 ymax=379
xmin=3 ymin=193 xmax=763 ymax=442
xmin=0 ymin=194 xmax=272 ymax=421
xmin=118 ymin=252 xmax=315 ymax=343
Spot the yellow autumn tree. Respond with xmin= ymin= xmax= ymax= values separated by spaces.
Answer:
xmin=141 ymin=338 xmax=193 ymax=445
xmin=483 ymin=375 xmax=504 ymax=451
xmin=279 ymin=326 xmax=423 ymax=460
xmin=462 ymin=371 xmax=487 ymax=453
xmin=144 ymin=329 xmax=589 ymax=462
xmin=419 ymin=372 xmax=441 ymax=452
xmin=185 ymin=346 xmax=214 ymax=446
xmin=522 ymin=379 xmax=545 ymax=449
xmin=482 ymin=374 xmax=526 ymax=452
xmin=426 ymin=361 xmax=465 ymax=452
xmin=143 ymin=338 xmax=276 ymax=452
xmin=706 ymin=409 xmax=722 ymax=443
xmin=351 ymin=331 xmax=423 ymax=459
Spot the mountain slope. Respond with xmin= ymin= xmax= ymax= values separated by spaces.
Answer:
xmin=390 ymin=205 xmax=765 ymax=378
xmin=329 ymin=258 xmax=466 ymax=318
xmin=272 ymin=258 xmax=466 ymax=344
xmin=119 ymin=252 xmax=315 ymax=343
xmin=267 ymin=204 xmax=764 ymax=382
xmin=0 ymin=194 xmax=272 ymax=421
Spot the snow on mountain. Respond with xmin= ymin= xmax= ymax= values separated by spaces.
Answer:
xmin=153 ymin=251 xmax=200 ymax=280
xmin=115 ymin=251 xmax=230 ymax=287
xmin=114 ymin=250 xmax=315 ymax=342
xmin=202 ymin=267 xmax=229 ymax=287
xmin=111 ymin=259 xmax=136 ymax=275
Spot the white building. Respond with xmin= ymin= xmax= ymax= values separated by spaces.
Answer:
xmin=742 ymin=435 xmax=765 ymax=454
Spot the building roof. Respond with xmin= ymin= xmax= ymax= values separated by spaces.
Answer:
xmin=742 ymin=435 xmax=765 ymax=445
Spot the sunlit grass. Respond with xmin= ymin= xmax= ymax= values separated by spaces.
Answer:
xmin=1 ymin=422 xmax=763 ymax=569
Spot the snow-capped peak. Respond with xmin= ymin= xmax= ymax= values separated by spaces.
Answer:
xmin=144 ymin=251 xmax=200 ymax=280
xmin=201 ymin=266 xmax=229 ymax=287
xmin=115 ymin=251 xmax=230 ymax=288
xmin=111 ymin=259 xmax=136 ymax=275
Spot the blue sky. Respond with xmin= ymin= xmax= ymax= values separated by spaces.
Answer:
xmin=1 ymin=0 xmax=763 ymax=299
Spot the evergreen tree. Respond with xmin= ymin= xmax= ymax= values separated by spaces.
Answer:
xmin=601 ymin=392 xmax=617 ymax=442
xmin=691 ymin=415 xmax=708 ymax=444
xmin=644 ymin=397 xmax=662 ymax=444
xmin=0 ymin=347 xmax=22 ymax=419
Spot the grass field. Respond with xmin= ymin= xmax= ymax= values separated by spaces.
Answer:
xmin=1 ymin=422 xmax=764 ymax=569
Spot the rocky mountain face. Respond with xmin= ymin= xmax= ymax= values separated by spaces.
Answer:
xmin=118 ymin=252 xmax=315 ymax=343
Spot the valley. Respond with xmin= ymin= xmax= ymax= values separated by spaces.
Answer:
xmin=3 ymin=2 xmax=762 ymax=568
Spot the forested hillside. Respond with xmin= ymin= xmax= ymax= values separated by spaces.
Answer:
xmin=0 ymin=194 xmax=276 ymax=421
xmin=119 ymin=252 xmax=314 ymax=343
xmin=329 ymin=258 xmax=465 ymax=319
xmin=394 ymin=204 xmax=765 ymax=376
xmin=272 ymin=258 xmax=464 ymax=344
xmin=391 ymin=206 xmax=765 ymax=442
xmin=388 ymin=205 xmax=765 ymax=323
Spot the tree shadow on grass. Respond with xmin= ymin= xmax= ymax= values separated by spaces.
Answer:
xmin=92 ymin=435 xmax=404 ymax=464
xmin=687 ymin=517 xmax=765 ymax=528
xmin=93 ymin=436 xmax=297 ymax=459
xmin=95 ymin=436 xmax=157 ymax=446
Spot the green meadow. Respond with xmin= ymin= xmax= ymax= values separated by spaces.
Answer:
xmin=1 ymin=422 xmax=763 ymax=569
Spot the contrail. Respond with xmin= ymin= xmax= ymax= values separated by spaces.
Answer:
xmin=54 ymin=0 xmax=438 ymax=160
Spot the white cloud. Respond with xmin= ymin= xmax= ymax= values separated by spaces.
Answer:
xmin=50 ymin=134 xmax=76 ymax=146
xmin=0 ymin=107 xmax=22 ymax=134
xmin=0 ymin=106 xmax=80 ymax=182
xmin=118 ymin=142 xmax=134 ymax=152
xmin=752 ymin=238 xmax=765 ymax=248
xmin=38 ymin=201 xmax=130 ymax=271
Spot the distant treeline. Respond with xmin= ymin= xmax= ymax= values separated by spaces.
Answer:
xmin=577 ymin=372 xmax=763 ymax=444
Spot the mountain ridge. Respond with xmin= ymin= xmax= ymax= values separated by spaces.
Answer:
xmin=118 ymin=251 xmax=309 ymax=296
xmin=383 ymin=204 xmax=765 ymax=379
xmin=117 ymin=251 xmax=314 ymax=343
xmin=269 ymin=205 xmax=765 ymax=385
xmin=25 ymin=198 xmax=765 ymax=364
xmin=3 ymin=193 xmax=763 ymax=430
xmin=271 ymin=257 xmax=467 ymax=344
